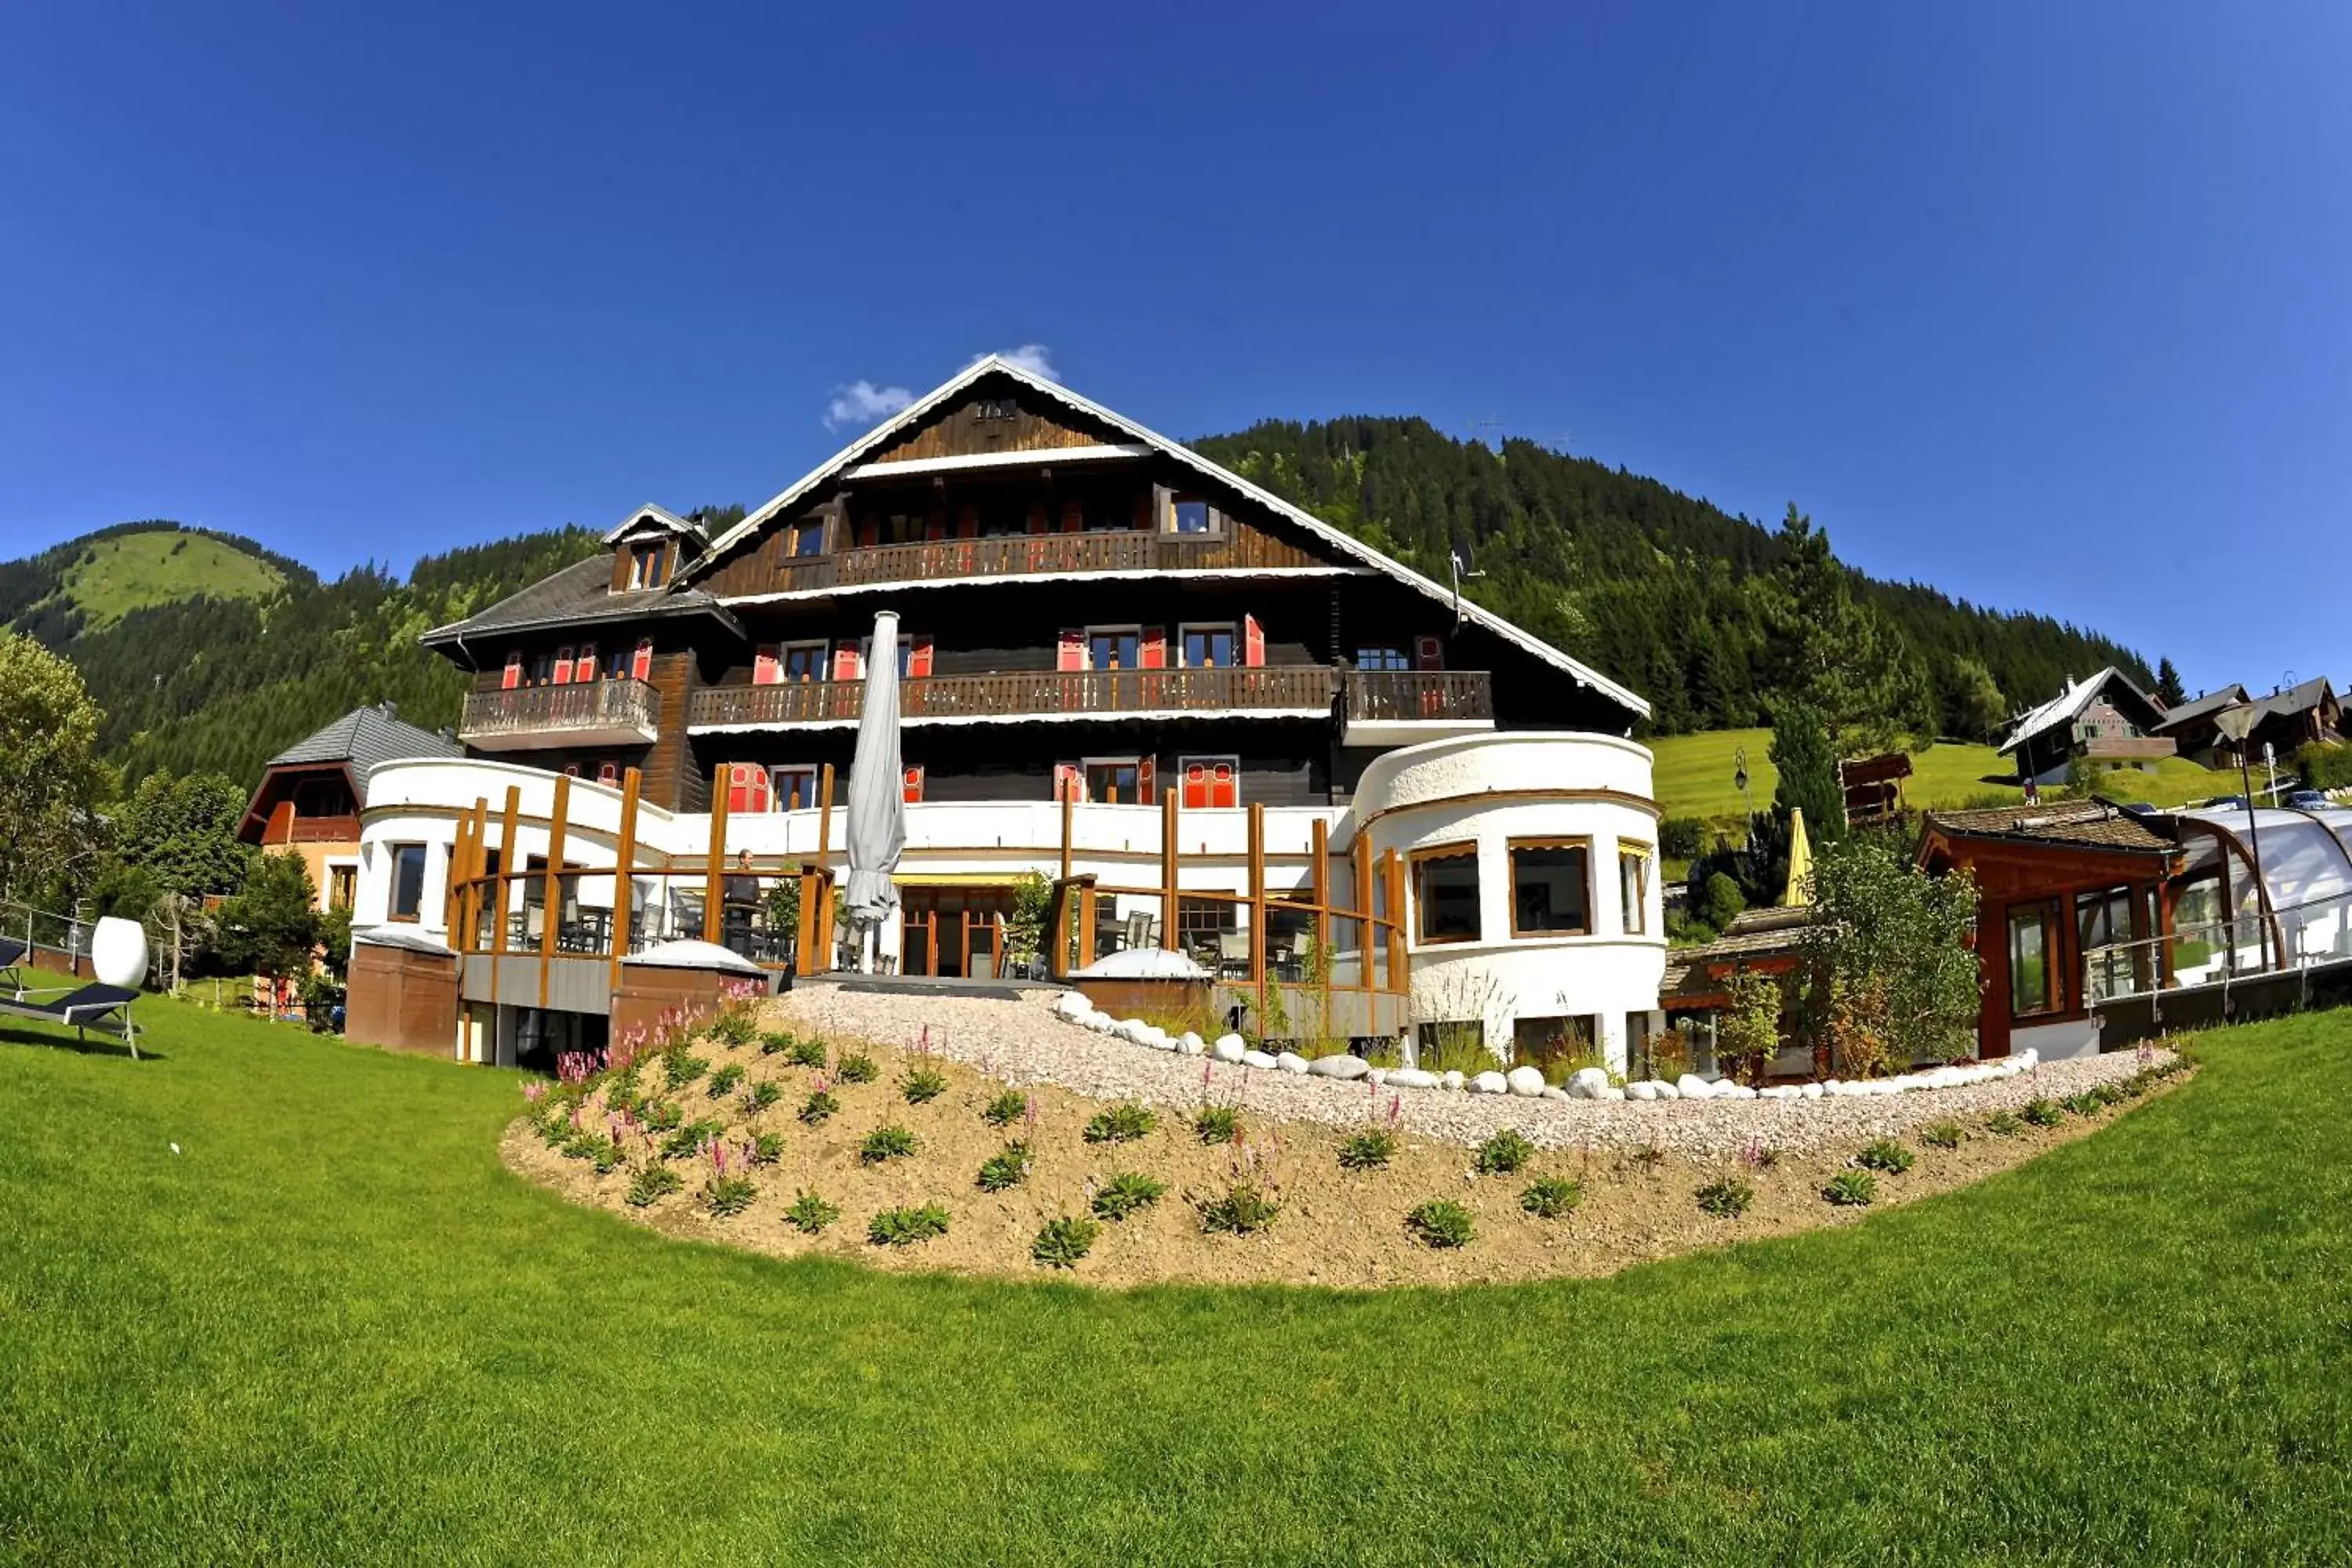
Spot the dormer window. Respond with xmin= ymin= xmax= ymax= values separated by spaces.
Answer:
xmin=626 ymin=541 xmax=670 ymax=590
xmin=976 ymin=397 xmax=1018 ymax=421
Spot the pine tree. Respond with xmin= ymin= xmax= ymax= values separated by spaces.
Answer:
xmin=1769 ymin=700 xmax=1845 ymax=844
xmin=2156 ymin=657 xmax=2186 ymax=708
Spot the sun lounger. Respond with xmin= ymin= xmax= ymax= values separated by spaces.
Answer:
xmin=0 ymin=938 xmax=26 ymax=996
xmin=0 ymin=980 xmax=140 ymax=1058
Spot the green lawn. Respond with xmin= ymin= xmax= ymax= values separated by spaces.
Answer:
xmin=1651 ymin=727 xmax=2223 ymax=829
xmin=3 ymin=995 xmax=2348 ymax=1563
xmin=59 ymin=530 xmax=282 ymax=628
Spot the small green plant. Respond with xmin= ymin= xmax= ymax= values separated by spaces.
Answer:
xmin=976 ymin=1142 xmax=1032 ymax=1192
xmin=1919 ymin=1119 xmax=1966 ymax=1150
xmin=625 ymin=1165 xmax=683 ymax=1207
xmin=1083 ymin=1103 xmax=1157 ymax=1145
xmin=758 ymin=1029 xmax=797 ymax=1056
xmin=1031 ymin=1215 xmax=1101 ymax=1269
xmin=1337 ymin=1128 xmax=1398 ymax=1171
xmin=784 ymin=1190 xmax=840 ymax=1234
xmin=982 ymin=1088 xmax=1029 ymax=1127
xmin=1405 ymin=1198 xmax=1475 ymax=1248
xmin=1197 ymin=1181 xmax=1280 ymax=1235
xmin=1520 ymin=1177 xmax=1582 ymax=1218
xmin=558 ymin=1129 xmax=605 ymax=1161
xmin=799 ymin=1089 xmax=840 ymax=1126
xmin=868 ymin=1203 xmax=950 ymax=1247
xmin=902 ymin=1065 xmax=949 ymax=1105
xmin=2091 ymin=1081 xmax=2127 ymax=1107
xmin=642 ymin=1100 xmax=684 ymax=1132
xmin=707 ymin=1063 xmax=746 ymax=1098
xmin=787 ymin=1036 xmax=829 ymax=1069
xmin=1823 ymin=1169 xmax=1878 ymax=1207
xmin=1192 ymin=1106 xmax=1240 ymax=1145
xmin=661 ymin=1050 xmax=709 ymax=1089
xmin=710 ymin=1007 xmax=759 ymax=1047
xmin=743 ymin=1079 xmax=782 ymax=1113
xmin=745 ymin=1131 xmax=786 ymax=1166
xmin=1091 ymin=1171 xmax=1167 ymax=1221
xmin=2021 ymin=1098 xmax=2063 ymax=1128
xmin=703 ymin=1174 xmax=757 ymax=1217
xmin=835 ymin=1052 xmax=879 ymax=1084
xmin=1855 ymin=1139 xmax=1915 ymax=1174
xmin=659 ymin=1119 xmax=724 ymax=1160
xmin=1984 ymin=1109 xmax=2025 ymax=1137
xmin=859 ymin=1124 xmax=918 ymax=1164
xmin=590 ymin=1139 xmax=627 ymax=1174
xmin=1696 ymin=1176 xmax=1755 ymax=1218
xmin=2062 ymin=1091 xmax=2104 ymax=1117
xmin=1474 ymin=1129 xmax=1536 ymax=1176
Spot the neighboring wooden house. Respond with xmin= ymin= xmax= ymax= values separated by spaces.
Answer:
xmin=1998 ymin=668 xmax=2174 ymax=786
xmin=2147 ymin=683 xmax=2251 ymax=770
xmin=2152 ymin=677 xmax=2340 ymax=771
xmin=239 ymin=704 xmax=463 ymax=913
xmin=1658 ymin=906 xmax=1811 ymax=1077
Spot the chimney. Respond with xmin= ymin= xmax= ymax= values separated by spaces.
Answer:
xmin=381 ymin=700 xmax=398 ymax=720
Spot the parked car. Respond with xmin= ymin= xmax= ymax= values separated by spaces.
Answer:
xmin=2284 ymin=789 xmax=2331 ymax=810
xmin=2201 ymin=795 xmax=2250 ymax=811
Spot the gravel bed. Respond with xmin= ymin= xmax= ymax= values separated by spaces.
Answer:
xmin=777 ymin=982 xmax=2180 ymax=1158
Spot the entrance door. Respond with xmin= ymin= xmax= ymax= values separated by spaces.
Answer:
xmin=898 ymin=887 xmax=1017 ymax=978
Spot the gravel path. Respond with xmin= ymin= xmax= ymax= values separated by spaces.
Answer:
xmin=777 ymin=982 xmax=2179 ymax=1157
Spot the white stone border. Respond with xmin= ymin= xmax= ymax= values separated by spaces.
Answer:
xmin=1051 ymin=993 xmax=2042 ymax=1106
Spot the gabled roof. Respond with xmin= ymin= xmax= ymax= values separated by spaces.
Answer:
xmin=1998 ymin=666 xmax=2164 ymax=756
xmin=1918 ymin=798 xmax=2177 ymax=855
xmin=691 ymin=355 xmax=1650 ymax=720
xmin=602 ymin=503 xmax=703 ymax=546
xmin=266 ymin=703 xmax=463 ymax=790
xmin=2255 ymin=675 xmax=2336 ymax=720
xmin=2151 ymin=684 xmax=2251 ymax=735
xmin=419 ymin=556 xmax=746 ymax=654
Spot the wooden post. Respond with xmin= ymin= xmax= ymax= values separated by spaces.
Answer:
xmin=1248 ymin=802 xmax=1268 ymax=1021
xmin=704 ymin=764 xmax=730 ymax=944
xmin=1383 ymin=848 xmax=1407 ymax=998
xmin=445 ymin=813 xmax=473 ymax=939
xmin=1353 ymin=832 xmax=1375 ymax=996
xmin=1160 ymin=788 xmax=1180 ymax=951
xmin=1311 ymin=817 xmax=1331 ymax=1040
xmin=465 ymin=799 xmax=490 ymax=950
xmin=817 ymin=762 xmax=835 ymax=861
xmin=1060 ymin=789 xmax=1074 ymax=881
xmin=541 ymin=771 xmax=569 ymax=1007
xmin=1078 ymin=879 xmax=1098 ymax=968
xmin=609 ymin=768 xmax=641 ymax=991
xmin=1049 ymin=878 xmax=1073 ymax=979
xmin=489 ymin=786 xmax=520 ymax=1016
xmin=796 ymin=864 xmax=825 ymax=975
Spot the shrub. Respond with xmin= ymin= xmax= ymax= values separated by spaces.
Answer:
xmin=1920 ymin=1119 xmax=1966 ymax=1150
xmin=1083 ymin=1104 xmax=1157 ymax=1145
xmin=1520 ymin=1177 xmax=1582 ymax=1218
xmin=1406 ymin=1199 xmax=1475 ymax=1248
xmin=799 ymin=1090 xmax=840 ymax=1126
xmin=590 ymin=1139 xmax=627 ymax=1174
xmin=1823 ymin=1169 xmax=1878 ymax=1207
xmin=1191 ymin=1106 xmax=1240 ymax=1145
xmin=744 ymin=1080 xmax=782 ymax=1113
xmin=1336 ymin=1128 xmax=1397 ymax=1171
xmin=2021 ymin=1098 xmax=2063 ymax=1128
xmin=1737 ymin=1138 xmax=1780 ymax=1171
xmin=1032 ymin=1216 xmax=1101 ymax=1269
xmin=661 ymin=1050 xmax=709 ymax=1090
xmin=1716 ymin=969 xmax=1784 ymax=1086
xmin=710 ymin=1007 xmax=759 ymax=1047
xmin=745 ymin=1131 xmax=785 ymax=1166
xmin=558 ymin=1129 xmax=605 ymax=1161
xmin=1474 ymin=1129 xmax=1536 ymax=1175
xmin=784 ymin=1190 xmax=839 ymax=1234
xmin=1697 ymin=870 xmax=1747 ymax=931
xmin=625 ymin=1165 xmax=683 ymax=1207
xmin=1197 ymin=1181 xmax=1280 ymax=1235
xmin=707 ymin=1064 xmax=746 ymax=1098
xmin=902 ymin=1065 xmax=949 ymax=1105
xmin=868 ymin=1204 xmax=950 ymax=1247
xmin=859 ymin=1124 xmax=918 ymax=1164
xmin=1696 ymin=1176 xmax=1754 ymax=1218
xmin=642 ymin=1100 xmax=684 ymax=1132
xmin=835 ymin=1052 xmax=879 ymax=1084
xmin=757 ymin=1030 xmax=797 ymax=1057
xmin=703 ymin=1174 xmax=757 ymax=1218
xmin=1659 ymin=815 xmax=1708 ymax=860
xmin=660 ymin=1120 xmax=724 ymax=1161
xmin=982 ymin=1089 xmax=1028 ymax=1127
xmin=1855 ymin=1139 xmax=1914 ymax=1174
xmin=787 ymin=1036 xmax=829 ymax=1070
xmin=1983 ymin=1109 xmax=2025 ymax=1137
xmin=1091 ymin=1171 xmax=1167 ymax=1221
xmin=976 ymin=1142 xmax=1032 ymax=1192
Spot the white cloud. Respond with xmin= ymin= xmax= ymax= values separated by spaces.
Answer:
xmin=973 ymin=343 xmax=1059 ymax=382
xmin=823 ymin=379 xmax=914 ymax=432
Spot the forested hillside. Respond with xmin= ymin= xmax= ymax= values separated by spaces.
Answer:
xmin=1189 ymin=417 xmax=2154 ymax=738
xmin=2 ymin=521 xmax=599 ymax=783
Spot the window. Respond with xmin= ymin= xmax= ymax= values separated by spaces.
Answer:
xmin=2076 ymin=887 xmax=2135 ymax=951
xmin=771 ymin=766 xmax=819 ymax=811
xmin=782 ymin=642 xmax=827 ymax=683
xmin=1509 ymin=839 xmax=1591 ymax=937
xmin=1087 ymin=627 xmax=1142 ymax=670
xmin=388 ymin=843 xmax=428 ymax=922
xmin=1413 ymin=844 xmax=1482 ymax=944
xmin=1356 ymin=645 xmax=1411 ymax=671
xmin=1619 ymin=844 xmax=1651 ymax=935
xmin=1084 ymin=758 xmax=1142 ymax=804
xmin=789 ymin=517 xmax=825 ymax=557
xmin=1511 ymin=1014 xmax=1593 ymax=1071
xmin=328 ymin=865 xmax=357 ymax=912
xmin=2008 ymin=900 xmax=2060 ymax=1018
xmin=1179 ymin=756 xmax=1240 ymax=809
xmin=1170 ymin=497 xmax=1214 ymax=535
xmin=1181 ymin=624 xmax=1237 ymax=669
xmin=626 ymin=541 xmax=669 ymax=590
xmin=976 ymin=397 xmax=1018 ymax=420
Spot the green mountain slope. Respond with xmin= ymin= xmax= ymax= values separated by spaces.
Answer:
xmin=64 ymin=530 xmax=285 ymax=628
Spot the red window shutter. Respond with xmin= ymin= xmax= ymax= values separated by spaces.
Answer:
xmin=1213 ymin=761 xmax=1238 ymax=808
xmin=753 ymin=646 xmax=780 ymax=685
xmin=501 ymin=653 xmax=522 ymax=691
xmin=1414 ymin=635 xmax=1444 ymax=670
xmin=575 ymin=643 xmax=597 ymax=682
xmin=1054 ymin=763 xmax=1082 ymax=803
xmin=902 ymin=766 xmax=924 ymax=804
xmin=833 ymin=644 xmax=862 ymax=682
xmin=1060 ymin=500 xmax=1083 ymax=534
xmin=907 ymin=638 xmax=934 ymax=678
xmin=955 ymin=506 xmax=978 ymax=540
xmin=564 ymin=764 xmax=580 ymax=779
xmin=553 ymin=645 xmax=575 ymax=684
xmin=1182 ymin=762 xmax=1207 ymax=810
xmin=1027 ymin=504 xmax=1049 ymax=535
xmin=1243 ymin=615 xmax=1266 ymax=668
xmin=1056 ymin=630 xmax=1084 ymax=673
xmin=924 ymin=510 xmax=948 ymax=543
xmin=1138 ymin=755 xmax=1156 ymax=806
xmin=1141 ymin=628 xmax=1167 ymax=670
xmin=597 ymin=762 xmax=619 ymax=786
xmin=631 ymin=639 xmax=653 ymax=681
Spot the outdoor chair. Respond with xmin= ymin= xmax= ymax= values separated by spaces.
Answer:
xmin=1216 ymin=931 xmax=1250 ymax=978
xmin=1123 ymin=911 xmax=1156 ymax=951
xmin=0 ymin=981 xmax=140 ymax=1058
xmin=0 ymin=938 xmax=26 ymax=998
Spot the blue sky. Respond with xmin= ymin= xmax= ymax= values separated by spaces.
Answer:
xmin=3 ymin=1 xmax=2346 ymax=699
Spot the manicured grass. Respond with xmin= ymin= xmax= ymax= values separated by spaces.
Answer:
xmin=1652 ymin=727 xmax=2221 ymax=832
xmin=57 ymin=530 xmax=282 ymax=627
xmin=3 ymin=996 xmax=2349 ymax=1563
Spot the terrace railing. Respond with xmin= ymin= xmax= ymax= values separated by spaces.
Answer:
xmin=690 ymin=666 xmax=1340 ymax=729
xmin=749 ymin=526 xmax=1321 ymax=595
xmin=2082 ymin=887 xmax=2352 ymax=1003
xmin=459 ymin=677 xmax=661 ymax=746
xmin=1341 ymin=670 xmax=1494 ymax=726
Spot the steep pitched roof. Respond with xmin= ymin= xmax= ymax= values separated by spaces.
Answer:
xmin=1919 ymin=798 xmax=2176 ymax=855
xmin=690 ymin=355 xmax=1650 ymax=720
xmin=1998 ymin=666 xmax=2164 ymax=756
xmin=2255 ymin=675 xmax=2335 ymax=720
xmin=2151 ymin=684 xmax=2251 ymax=735
xmin=602 ymin=503 xmax=703 ymax=546
xmin=266 ymin=703 xmax=463 ymax=794
xmin=419 ymin=556 xmax=746 ymax=652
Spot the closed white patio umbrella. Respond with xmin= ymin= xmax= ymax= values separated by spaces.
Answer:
xmin=843 ymin=610 xmax=906 ymax=970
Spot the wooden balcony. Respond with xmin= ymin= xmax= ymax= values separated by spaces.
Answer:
xmin=688 ymin=666 xmax=1341 ymax=731
xmin=1340 ymin=670 xmax=1496 ymax=746
xmin=460 ymin=678 xmax=662 ymax=751
xmin=706 ymin=524 xmax=1328 ymax=599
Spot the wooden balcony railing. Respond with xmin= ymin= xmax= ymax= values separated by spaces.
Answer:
xmin=1341 ymin=670 xmax=1495 ymax=725
xmin=717 ymin=525 xmax=1323 ymax=598
xmin=689 ymin=666 xmax=1341 ymax=729
xmin=460 ymin=677 xmax=661 ymax=746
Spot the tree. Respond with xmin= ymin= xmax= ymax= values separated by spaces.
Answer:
xmin=215 ymin=851 xmax=321 ymax=987
xmin=1769 ymin=701 xmax=1845 ymax=847
xmin=1716 ymin=969 xmax=1784 ymax=1086
xmin=1798 ymin=835 xmax=1980 ymax=1073
xmin=1697 ymin=872 xmax=1746 ymax=931
xmin=1755 ymin=505 xmax=1928 ymax=757
xmin=2155 ymin=657 xmax=2187 ymax=709
xmin=1940 ymin=656 xmax=2008 ymax=744
xmin=0 ymin=632 xmax=107 ymax=907
xmin=114 ymin=772 xmax=254 ymax=901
